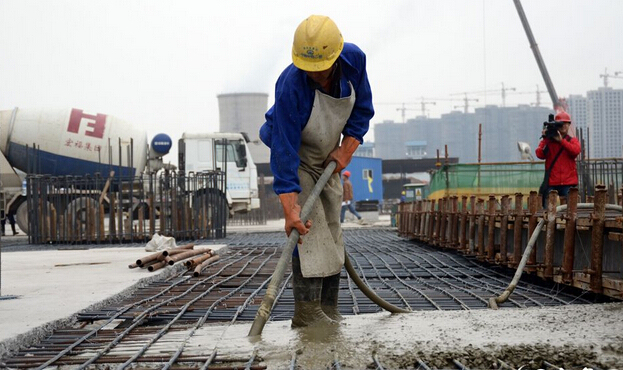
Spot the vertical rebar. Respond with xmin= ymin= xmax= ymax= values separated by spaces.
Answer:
xmin=439 ymin=197 xmax=447 ymax=247
xmin=476 ymin=198 xmax=485 ymax=257
xmin=544 ymin=190 xmax=558 ymax=278
xmin=448 ymin=196 xmax=456 ymax=248
xmin=527 ymin=191 xmax=539 ymax=271
xmin=427 ymin=199 xmax=436 ymax=243
xmin=500 ymin=195 xmax=510 ymax=264
xmin=468 ymin=195 xmax=476 ymax=254
xmin=459 ymin=196 xmax=467 ymax=251
xmin=590 ymin=185 xmax=606 ymax=293
xmin=562 ymin=187 xmax=578 ymax=283
xmin=486 ymin=195 xmax=496 ymax=261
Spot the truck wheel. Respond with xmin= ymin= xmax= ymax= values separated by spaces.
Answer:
xmin=15 ymin=201 xmax=29 ymax=234
xmin=65 ymin=197 xmax=100 ymax=239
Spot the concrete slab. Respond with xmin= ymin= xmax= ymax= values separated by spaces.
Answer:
xmin=0 ymin=243 xmax=225 ymax=358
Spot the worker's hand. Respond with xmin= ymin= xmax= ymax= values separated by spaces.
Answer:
xmin=553 ymin=130 xmax=562 ymax=142
xmin=279 ymin=192 xmax=312 ymax=244
xmin=324 ymin=136 xmax=360 ymax=174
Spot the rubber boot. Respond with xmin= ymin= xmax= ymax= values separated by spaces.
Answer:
xmin=11 ymin=223 xmax=18 ymax=236
xmin=321 ymin=272 xmax=343 ymax=321
xmin=291 ymin=256 xmax=337 ymax=328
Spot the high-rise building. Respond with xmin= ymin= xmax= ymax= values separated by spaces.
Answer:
xmin=373 ymin=105 xmax=550 ymax=163
xmin=568 ymin=87 xmax=623 ymax=159
xmin=567 ymin=94 xmax=588 ymax=133
xmin=586 ymin=87 xmax=623 ymax=158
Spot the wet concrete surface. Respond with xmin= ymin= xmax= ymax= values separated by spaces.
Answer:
xmin=185 ymin=302 xmax=623 ymax=369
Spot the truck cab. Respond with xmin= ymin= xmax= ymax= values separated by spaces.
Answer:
xmin=178 ymin=132 xmax=260 ymax=215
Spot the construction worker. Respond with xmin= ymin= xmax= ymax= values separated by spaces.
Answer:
xmin=340 ymin=170 xmax=364 ymax=224
xmin=259 ymin=15 xmax=374 ymax=327
xmin=535 ymin=111 xmax=581 ymax=207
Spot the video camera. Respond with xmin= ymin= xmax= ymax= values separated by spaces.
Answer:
xmin=542 ymin=113 xmax=564 ymax=140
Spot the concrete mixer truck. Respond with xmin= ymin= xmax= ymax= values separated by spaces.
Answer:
xmin=0 ymin=107 xmax=260 ymax=234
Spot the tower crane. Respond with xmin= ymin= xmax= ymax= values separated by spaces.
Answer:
xmin=599 ymin=68 xmax=623 ymax=87
xmin=509 ymin=84 xmax=543 ymax=107
xmin=395 ymin=99 xmax=436 ymax=122
xmin=471 ymin=83 xmax=517 ymax=107
xmin=449 ymin=92 xmax=479 ymax=114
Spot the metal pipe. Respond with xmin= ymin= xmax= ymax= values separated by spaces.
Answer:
xmin=186 ymin=251 xmax=215 ymax=269
xmin=193 ymin=255 xmax=221 ymax=277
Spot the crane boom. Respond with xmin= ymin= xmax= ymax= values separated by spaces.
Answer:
xmin=513 ymin=0 xmax=560 ymax=110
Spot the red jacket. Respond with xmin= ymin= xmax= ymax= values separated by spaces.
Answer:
xmin=535 ymin=135 xmax=581 ymax=186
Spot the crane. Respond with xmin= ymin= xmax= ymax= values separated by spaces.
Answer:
xmin=509 ymin=84 xmax=543 ymax=107
xmin=449 ymin=92 xmax=479 ymax=114
xmin=599 ymin=68 xmax=623 ymax=87
xmin=381 ymin=98 xmax=448 ymax=122
xmin=395 ymin=99 xmax=436 ymax=122
xmin=472 ymin=83 xmax=517 ymax=107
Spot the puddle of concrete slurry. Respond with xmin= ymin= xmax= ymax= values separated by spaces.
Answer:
xmin=184 ymin=303 xmax=623 ymax=369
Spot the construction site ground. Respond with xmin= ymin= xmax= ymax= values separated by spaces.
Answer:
xmin=1 ymin=217 xmax=622 ymax=369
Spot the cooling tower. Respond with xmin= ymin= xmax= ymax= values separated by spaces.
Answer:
xmin=217 ymin=93 xmax=270 ymax=164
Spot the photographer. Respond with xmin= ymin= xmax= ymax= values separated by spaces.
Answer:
xmin=535 ymin=111 xmax=581 ymax=207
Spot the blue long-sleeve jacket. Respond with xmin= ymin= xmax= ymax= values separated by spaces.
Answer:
xmin=259 ymin=42 xmax=374 ymax=195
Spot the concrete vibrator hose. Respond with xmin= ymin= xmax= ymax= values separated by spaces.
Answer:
xmin=489 ymin=203 xmax=622 ymax=309
xmin=248 ymin=162 xmax=410 ymax=336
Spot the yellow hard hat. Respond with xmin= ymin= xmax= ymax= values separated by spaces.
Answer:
xmin=292 ymin=15 xmax=344 ymax=72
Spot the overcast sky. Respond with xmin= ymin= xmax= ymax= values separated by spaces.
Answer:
xmin=1 ymin=0 xmax=622 ymax=150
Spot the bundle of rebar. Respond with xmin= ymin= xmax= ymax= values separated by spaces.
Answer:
xmin=128 ymin=243 xmax=219 ymax=275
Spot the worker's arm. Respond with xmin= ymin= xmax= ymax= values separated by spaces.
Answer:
xmin=264 ymin=67 xmax=313 ymax=195
xmin=535 ymin=139 xmax=549 ymax=160
xmin=325 ymin=44 xmax=374 ymax=173
xmin=341 ymin=43 xmax=374 ymax=145
xmin=560 ymin=136 xmax=581 ymax=158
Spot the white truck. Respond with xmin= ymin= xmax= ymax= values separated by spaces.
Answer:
xmin=178 ymin=132 xmax=260 ymax=215
xmin=0 ymin=107 xmax=260 ymax=234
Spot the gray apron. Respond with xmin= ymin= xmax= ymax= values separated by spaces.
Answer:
xmin=297 ymin=81 xmax=356 ymax=278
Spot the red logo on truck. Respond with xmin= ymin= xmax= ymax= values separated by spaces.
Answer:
xmin=67 ymin=109 xmax=106 ymax=138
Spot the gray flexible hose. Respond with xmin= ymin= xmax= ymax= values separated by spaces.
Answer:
xmin=344 ymin=252 xmax=411 ymax=313
xmin=489 ymin=203 xmax=622 ymax=309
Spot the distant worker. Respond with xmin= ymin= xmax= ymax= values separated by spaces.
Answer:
xmin=259 ymin=15 xmax=374 ymax=327
xmin=340 ymin=170 xmax=364 ymax=224
xmin=535 ymin=111 xmax=581 ymax=208
xmin=1 ymin=209 xmax=19 ymax=236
